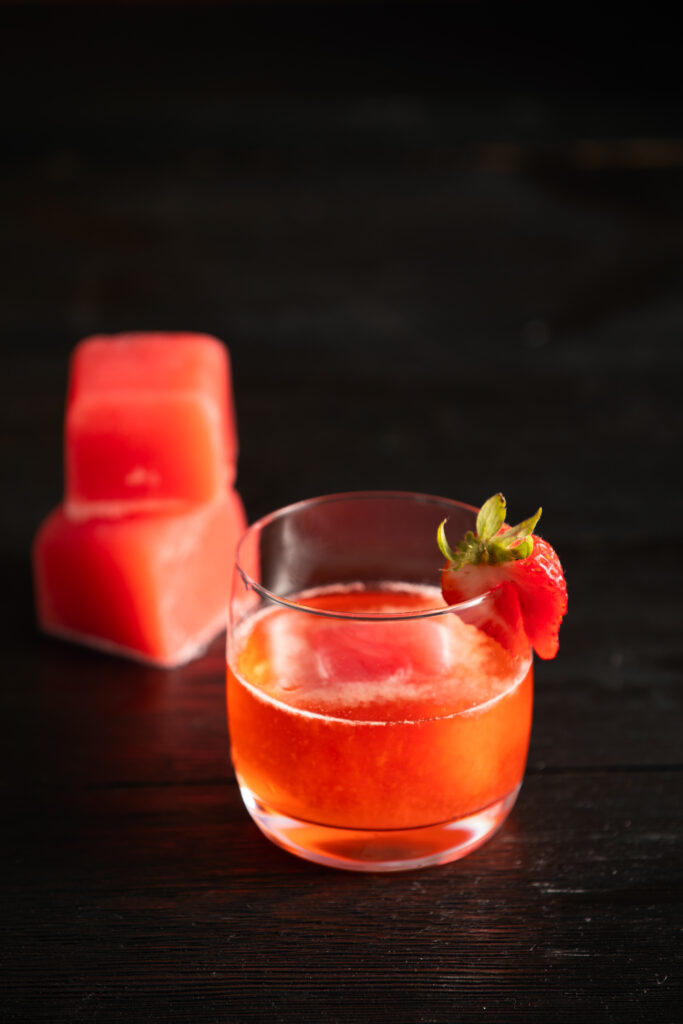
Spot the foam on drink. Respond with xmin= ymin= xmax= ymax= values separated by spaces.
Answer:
xmin=230 ymin=583 xmax=527 ymax=723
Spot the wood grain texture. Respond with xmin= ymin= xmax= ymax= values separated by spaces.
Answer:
xmin=3 ymin=771 xmax=681 ymax=1023
xmin=1 ymin=4 xmax=681 ymax=1022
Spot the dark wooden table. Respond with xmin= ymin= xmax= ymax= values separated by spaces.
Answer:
xmin=2 ymin=5 xmax=681 ymax=1021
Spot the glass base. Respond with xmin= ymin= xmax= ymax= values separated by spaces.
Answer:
xmin=238 ymin=783 xmax=521 ymax=872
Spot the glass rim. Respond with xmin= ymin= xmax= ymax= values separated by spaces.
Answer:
xmin=234 ymin=489 xmax=493 ymax=621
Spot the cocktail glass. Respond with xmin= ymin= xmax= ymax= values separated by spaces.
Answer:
xmin=226 ymin=491 xmax=533 ymax=872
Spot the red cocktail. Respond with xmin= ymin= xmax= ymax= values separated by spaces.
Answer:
xmin=227 ymin=493 xmax=533 ymax=871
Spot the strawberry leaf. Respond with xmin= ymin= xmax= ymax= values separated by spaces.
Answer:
xmin=476 ymin=493 xmax=506 ymax=542
xmin=495 ymin=508 xmax=542 ymax=550
xmin=437 ymin=521 xmax=485 ymax=569
xmin=490 ymin=535 xmax=534 ymax=562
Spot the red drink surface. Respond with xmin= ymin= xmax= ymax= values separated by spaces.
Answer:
xmin=227 ymin=585 xmax=533 ymax=831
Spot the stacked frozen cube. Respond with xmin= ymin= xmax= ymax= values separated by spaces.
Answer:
xmin=32 ymin=333 xmax=247 ymax=667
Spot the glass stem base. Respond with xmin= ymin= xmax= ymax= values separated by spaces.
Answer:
xmin=238 ymin=782 xmax=521 ymax=872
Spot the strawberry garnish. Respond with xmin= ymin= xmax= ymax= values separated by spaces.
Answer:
xmin=438 ymin=493 xmax=567 ymax=660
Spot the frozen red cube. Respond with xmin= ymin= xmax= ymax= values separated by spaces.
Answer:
xmin=65 ymin=332 xmax=238 ymax=519
xmin=32 ymin=490 xmax=247 ymax=667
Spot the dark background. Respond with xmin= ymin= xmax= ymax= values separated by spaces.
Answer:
xmin=2 ymin=4 xmax=682 ymax=1022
